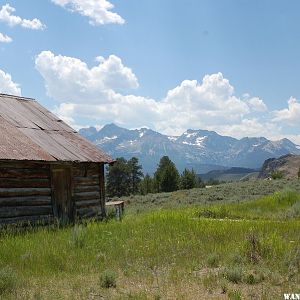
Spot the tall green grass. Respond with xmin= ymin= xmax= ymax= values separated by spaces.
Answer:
xmin=0 ymin=189 xmax=299 ymax=298
xmin=196 ymin=189 xmax=300 ymax=220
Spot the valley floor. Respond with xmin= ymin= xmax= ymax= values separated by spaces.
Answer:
xmin=1 ymin=179 xmax=300 ymax=299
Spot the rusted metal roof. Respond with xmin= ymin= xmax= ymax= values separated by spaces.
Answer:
xmin=0 ymin=94 xmax=114 ymax=163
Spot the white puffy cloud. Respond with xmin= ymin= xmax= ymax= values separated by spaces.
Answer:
xmin=272 ymin=97 xmax=300 ymax=125
xmin=51 ymin=0 xmax=124 ymax=25
xmin=0 ymin=32 xmax=12 ymax=43
xmin=246 ymin=97 xmax=268 ymax=112
xmin=159 ymin=73 xmax=251 ymax=134
xmin=0 ymin=69 xmax=21 ymax=96
xmin=214 ymin=118 xmax=279 ymax=139
xmin=0 ymin=4 xmax=45 ymax=30
xmin=37 ymin=51 xmax=299 ymax=142
xmin=35 ymin=51 xmax=139 ymax=104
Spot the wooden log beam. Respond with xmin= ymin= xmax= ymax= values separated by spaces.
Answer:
xmin=0 ymin=214 xmax=53 ymax=225
xmin=0 ymin=188 xmax=51 ymax=197
xmin=74 ymin=185 xmax=100 ymax=193
xmin=0 ymin=196 xmax=51 ymax=207
xmin=76 ymin=206 xmax=99 ymax=218
xmin=0 ymin=168 xmax=49 ymax=179
xmin=73 ymin=165 xmax=99 ymax=177
xmin=0 ymin=178 xmax=50 ymax=188
xmin=0 ymin=162 xmax=49 ymax=169
xmin=74 ymin=176 xmax=99 ymax=185
xmin=73 ymin=191 xmax=100 ymax=201
xmin=0 ymin=205 xmax=52 ymax=218
xmin=75 ymin=199 xmax=100 ymax=209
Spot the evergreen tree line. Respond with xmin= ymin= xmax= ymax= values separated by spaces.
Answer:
xmin=106 ymin=155 xmax=204 ymax=198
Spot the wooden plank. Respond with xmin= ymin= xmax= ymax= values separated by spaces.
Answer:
xmin=0 ymin=196 xmax=51 ymax=206
xmin=0 ymin=214 xmax=53 ymax=225
xmin=74 ymin=185 xmax=100 ymax=193
xmin=0 ymin=188 xmax=51 ymax=197
xmin=99 ymin=163 xmax=105 ymax=217
xmin=106 ymin=201 xmax=125 ymax=206
xmin=76 ymin=206 xmax=100 ymax=218
xmin=0 ymin=178 xmax=50 ymax=188
xmin=74 ymin=176 xmax=99 ymax=185
xmin=0 ymin=168 xmax=49 ymax=179
xmin=75 ymin=199 xmax=100 ymax=208
xmin=50 ymin=165 xmax=74 ymax=223
xmin=0 ymin=161 xmax=50 ymax=169
xmin=72 ymin=164 xmax=99 ymax=177
xmin=73 ymin=191 xmax=100 ymax=201
xmin=0 ymin=206 xmax=52 ymax=218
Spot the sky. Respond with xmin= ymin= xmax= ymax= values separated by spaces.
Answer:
xmin=0 ymin=0 xmax=300 ymax=143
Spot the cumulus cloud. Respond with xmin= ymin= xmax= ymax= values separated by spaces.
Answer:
xmin=36 ymin=51 xmax=296 ymax=141
xmin=35 ymin=51 xmax=138 ymax=104
xmin=0 ymin=32 xmax=12 ymax=43
xmin=0 ymin=3 xmax=45 ymax=30
xmin=0 ymin=69 xmax=21 ymax=96
xmin=246 ymin=97 xmax=268 ymax=112
xmin=159 ymin=73 xmax=252 ymax=134
xmin=272 ymin=97 xmax=300 ymax=125
xmin=214 ymin=118 xmax=279 ymax=139
xmin=51 ymin=0 xmax=124 ymax=25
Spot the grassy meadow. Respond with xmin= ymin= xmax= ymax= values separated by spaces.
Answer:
xmin=0 ymin=179 xmax=300 ymax=299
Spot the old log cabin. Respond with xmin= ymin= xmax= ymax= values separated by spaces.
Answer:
xmin=0 ymin=93 xmax=114 ymax=225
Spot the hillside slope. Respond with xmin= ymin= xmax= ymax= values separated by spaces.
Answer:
xmin=259 ymin=154 xmax=300 ymax=178
xmin=199 ymin=167 xmax=258 ymax=182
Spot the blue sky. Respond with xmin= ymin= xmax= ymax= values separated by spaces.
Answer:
xmin=0 ymin=0 xmax=300 ymax=143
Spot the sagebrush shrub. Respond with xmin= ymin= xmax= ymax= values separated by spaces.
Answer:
xmin=206 ymin=252 xmax=220 ymax=268
xmin=245 ymin=231 xmax=261 ymax=264
xmin=0 ymin=267 xmax=19 ymax=295
xmin=100 ymin=270 xmax=117 ymax=288
xmin=228 ymin=289 xmax=242 ymax=300
xmin=223 ymin=266 xmax=243 ymax=283
xmin=271 ymin=170 xmax=284 ymax=180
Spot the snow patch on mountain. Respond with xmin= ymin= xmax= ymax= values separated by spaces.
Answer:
xmin=79 ymin=124 xmax=300 ymax=174
xmin=168 ymin=136 xmax=178 ymax=142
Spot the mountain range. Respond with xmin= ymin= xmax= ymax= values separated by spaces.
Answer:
xmin=79 ymin=124 xmax=300 ymax=174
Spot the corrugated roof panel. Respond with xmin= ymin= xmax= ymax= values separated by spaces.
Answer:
xmin=0 ymin=94 xmax=113 ymax=163
xmin=58 ymin=131 xmax=115 ymax=163
xmin=0 ymin=116 xmax=55 ymax=161
xmin=0 ymin=96 xmax=39 ymax=129
xmin=23 ymin=100 xmax=76 ymax=132
xmin=21 ymin=100 xmax=76 ymax=132
xmin=19 ymin=128 xmax=82 ymax=161
xmin=48 ymin=131 xmax=96 ymax=161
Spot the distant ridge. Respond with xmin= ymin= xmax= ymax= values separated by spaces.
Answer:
xmin=79 ymin=124 xmax=300 ymax=174
xmin=259 ymin=154 xmax=300 ymax=178
xmin=199 ymin=167 xmax=259 ymax=182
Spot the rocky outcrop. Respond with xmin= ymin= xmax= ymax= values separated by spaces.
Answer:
xmin=259 ymin=154 xmax=300 ymax=178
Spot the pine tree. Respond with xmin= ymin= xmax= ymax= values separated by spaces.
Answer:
xmin=128 ymin=157 xmax=143 ymax=194
xmin=106 ymin=157 xmax=131 ymax=197
xmin=154 ymin=156 xmax=179 ymax=192
xmin=180 ymin=168 xmax=198 ymax=190
xmin=140 ymin=173 xmax=155 ymax=195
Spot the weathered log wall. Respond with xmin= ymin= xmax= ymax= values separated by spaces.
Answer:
xmin=0 ymin=161 xmax=106 ymax=225
xmin=0 ymin=161 xmax=53 ymax=225
xmin=72 ymin=163 xmax=105 ymax=220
